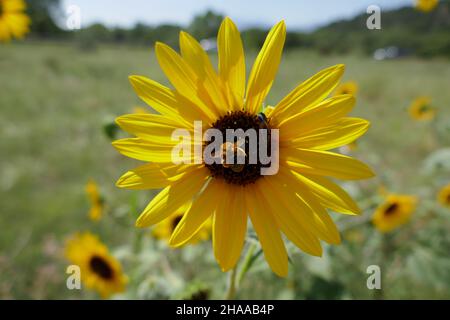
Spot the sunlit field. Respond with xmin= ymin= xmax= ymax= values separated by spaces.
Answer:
xmin=1 ymin=41 xmax=450 ymax=299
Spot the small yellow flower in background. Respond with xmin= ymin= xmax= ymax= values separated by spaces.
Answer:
xmin=415 ymin=0 xmax=439 ymax=12
xmin=0 ymin=0 xmax=30 ymax=42
xmin=409 ymin=96 xmax=436 ymax=121
xmin=65 ymin=232 xmax=127 ymax=298
xmin=133 ymin=106 xmax=150 ymax=114
xmin=372 ymin=194 xmax=418 ymax=233
xmin=153 ymin=202 xmax=212 ymax=245
xmin=86 ymin=180 xmax=104 ymax=221
xmin=333 ymin=81 xmax=359 ymax=97
xmin=114 ymin=17 xmax=374 ymax=277
xmin=437 ymin=184 xmax=450 ymax=208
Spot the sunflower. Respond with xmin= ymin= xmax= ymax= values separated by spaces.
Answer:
xmin=372 ymin=194 xmax=418 ymax=233
xmin=415 ymin=0 xmax=439 ymax=12
xmin=65 ymin=232 xmax=127 ymax=298
xmin=333 ymin=81 xmax=358 ymax=97
xmin=0 ymin=0 xmax=30 ymax=42
xmin=113 ymin=18 xmax=374 ymax=276
xmin=437 ymin=184 xmax=450 ymax=208
xmin=86 ymin=179 xmax=104 ymax=221
xmin=408 ymin=96 xmax=436 ymax=121
xmin=153 ymin=202 xmax=212 ymax=245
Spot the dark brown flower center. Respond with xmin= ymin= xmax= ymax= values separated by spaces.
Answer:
xmin=89 ymin=255 xmax=114 ymax=280
xmin=205 ymin=111 xmax=272 ymax=186
xmin=446 ymin=194 xmax=450 ymax=204
xmin=384 ymin=203 xmax=399 ymax=216
xmin=418 ymin=104 xmax=431 ymax=114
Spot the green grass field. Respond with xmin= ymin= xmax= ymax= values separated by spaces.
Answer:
xmin=1 ymin=42 xmax=450 ymax=299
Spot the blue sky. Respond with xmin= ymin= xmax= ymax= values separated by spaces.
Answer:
xmin=61 ymin=0 xmax=413 ymax=30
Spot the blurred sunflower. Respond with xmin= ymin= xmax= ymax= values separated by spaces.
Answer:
xmin=0 ymin=0 xmax=30 ymax=42
xmin=333 ymin=81 xmax=358 ymax=97
xmin=372 ymin=194 xmax=418 ymax=233
xmin=113 ymin=17 xmax=374 ymax=276
xmin=86 ymin=179 xmax=104 ymax=221
xmin=415 ymin=0 xmax=439 ymax=12
xmin=409 ymin=96 xmax=436 ymax=121
xmin=65 ymin=232 xmax=127 ymax=298
xmin=153 ymin=202 xmax=212 ymax=245
xmin=437 ymin=184 xmax=450 ymax=208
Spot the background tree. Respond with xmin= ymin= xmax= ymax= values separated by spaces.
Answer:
xmin=27 ymin=0 xmax=64 ymax=38
xmin=188 ymin=10 xmax=223 ymax=40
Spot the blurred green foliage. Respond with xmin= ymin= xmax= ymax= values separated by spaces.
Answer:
xmin=26 ymin=1 xmax=450 ymax=58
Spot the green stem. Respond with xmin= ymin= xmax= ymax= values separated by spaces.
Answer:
xmin=224 ymin=242 xmax=258 ymax=300
xmin=224 ymin=266 xmax=237 ymax=300
xmin=237 ymin=243 xmax=257 ymax=286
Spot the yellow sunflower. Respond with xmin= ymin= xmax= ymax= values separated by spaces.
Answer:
xmin=153 ymin=202 xmax=212 ymax=245
xmin=113 ymin=18 xmax=374 ymax=277
xmin=86 ymin=179 xmax=104 ymax=221
xmin=65 ymin=232 xmax=127 ymax=298
xmin=333 ymin=81 xmax=359 ymax=97
xmin=372 ymin=194 xmax=418 ymax=233
xmin=0 ymin=0 xmax=30 ymax=42
xmin=437 ymin=184 xmax=450 ymax=208
xmin=415 ymin=0 xmax=439 ymax=12
xmin=409 ymin=96 xmax=436 ymax=121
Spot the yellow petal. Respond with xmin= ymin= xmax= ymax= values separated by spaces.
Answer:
xmin=255 ymin=178 xmax=323 ymax=256
xmin=246 ymin=184 xmax=288 ymax=277
xmin=277 ymin=167 xmax=341 ymax=244
xmin=283 ymin=148 xmax=375 ymax=180
xmin=284 ymin=117 xmax=370 ymax=150
xmin=170 ymin=178 xmax=222 ymax=247
xmin=112 ymin=138 xmax=192 ymax=163
xmin=128 ymin=75 xmax=198 ymax=127
xmin=155 ymin=42 xmax=218 ymax=120
xmin=116 ymin=163 xmax=170 ymax=190
xmin=213 ymin=184 xmax=247 ymax=271
xmin=179 ymin=31 xmax=228 ymax=115
xmin=297 ymin=173 xmax=361 ymax=215
xmin=136 ymin=167 xmax=209 ymax=227
xmin=218 ymin=17 xmax=246 ymax=109
xmin=271 ymin=64 xmax=345 ymax=121
xmin=246 ymin=21 xmax=286 ymax=114
xmin=116 ymin=113 xmax=193 ymax=144
xmin=3 ymin=0 xmax=27 ymax=11
xmin=278 ymin=95 xmax=355 ymax=141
